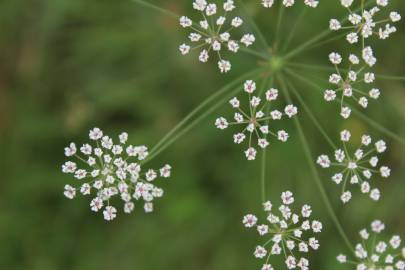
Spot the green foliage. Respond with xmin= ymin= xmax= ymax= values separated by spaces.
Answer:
xmin=0 ymin=0 xmax=404 ymax=269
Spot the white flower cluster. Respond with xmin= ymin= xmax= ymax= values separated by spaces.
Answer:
xmin=317 ymin=130 xmax=390 ymax=203
xmin=326 ymin=1 xmax=401 ymax=117
xmin=324 ymin=50 xmax=379 ymax=119
xmin=337 ymin=220 xmax=405 ymax=270
xmin=329 ymin=0 xmax=401 ymax=50
xmin=179 ymin=0 xmax=256 ymax=73
xmin=62 ymin=128 xmax=172 ymax=221
xmin=261 ymin=0 xmax=319 ymax=8
xmin=215 ymin=80 xmax=298 ymax=160
xmin=243 ymin=191 xmax=322 ymax=270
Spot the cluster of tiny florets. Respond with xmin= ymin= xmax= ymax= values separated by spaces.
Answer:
xmin=215 ymin=80 xmax=298 ymax=160
xmin=62 ymin=128 xmax=172 ymax=221
xmin=324 ymin=50 xmax=379 ymax=118
xmin=179 ymin=0 xmax=256 ymax=73
xmin=317 ymin=130 xmax=390 ymax=203
xmin=337 ymin=220 xmax=405 ymax=270
xmin=329 ymin=0 xmax=401 ymax=51
xmin=326 ymin=0 xmax=401 ymax=118
xmin=243 ymin=191 xmax=322 ymax=270
xmin=261 ymin=0 xmax=319 ymax=8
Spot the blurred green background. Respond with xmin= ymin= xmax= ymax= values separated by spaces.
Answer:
xmin=0 ymin=0 xmax=404 ymax=269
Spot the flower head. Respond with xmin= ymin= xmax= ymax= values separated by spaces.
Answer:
xmin=215 ymin=80 xmax=298 ymax=160
xmin=62 ymin=128 xmax=172 ymax=221
xmin=179 ymin=0 xmax=255 ymax=73
xmin=261 ymin=0 xmax=319 ymax=8
xmin=324 ymin=51 xmax=379 ymax=119
xmin=337 ymin=220 xmax=405 ymax=270
xmin=329 ymin=1 xmax=401 ymax=54
xmin=317 ymin=130 xmax=390 ymax=203
xmin=243 ymin=191 xmax=322 ymax=269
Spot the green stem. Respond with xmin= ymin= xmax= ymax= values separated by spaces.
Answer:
xmin=284 ymin=28 xmax=332 ymax=60
xmin=147 ymin=75 xmax=262 ymax=162
xmin=239 ymin=47 xmax=270 ymax=60
xmin=236 ymin=0 xmax=271 ymax=53
xmin=260 ymin=76 xmax=273 ymax=203
xmin=145 ymin=68 xmax=265 ymax=162
xmin=274 ymin=3 xmax=285 ymax=52
xmin=260 ymin=144 xmax=267 ymax=203
xmin=376 ymin=74 xmax=405 ymax=81
xmin=131 ymin=0 xmax=179 ymax=18
xmin=282 ymin=8 xmax=307 ymax=53
xmin=285 ymin=75 xmax=337 ymax=150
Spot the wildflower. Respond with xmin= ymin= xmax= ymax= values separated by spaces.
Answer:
xmin=317 ymin=130 xmax=390 ymax=203
xmin=215 ymin=80 xmax=298 ymax=160
xmin=324 ymin=51 xmax=379 ymax=119
xmin=179 ymin=0 xmax=255 ymax=73
xmin=261 ymin=0 xmax=319 ymax=8
xmin=243 ymin=191 xmax=322 ymax=269
xmin=62 ymin=128 xmax=172 ymax=221
xmin=337 ymin=220 xmax=405 ymax=270
xmin=329 ymin=1 xmax=401 ymax=52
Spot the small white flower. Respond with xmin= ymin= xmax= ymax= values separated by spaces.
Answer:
xmin=179 ymin=16 xmax=192 ymax=28
xmin=281 ymin=191 xmax=295 ymax=205
xmin=245 ymin=147 xmax=257 ymax=160
xmin=380 ymin=166 xmax=391 ymax=178
xmin=346 ymin=32 xmax=359 ymax=43
xmin=160 ymin=164 xmax=171 ymax=178
xmin=215 ymin=117 xmax=229 ymax=130
xmin=312 ymin=220 xmax=323 ymax=233
xmin=340 ymin=130 xmax=351 ymax=142
xmin=257 ymin=224 xmax=269 ymax=235
xmin=340 ymin=106 xmax=351 ymax=119
xmin=317 ymin=155 xmax=331 ymax=168
xmin=179 ymin=44 xmax=191 ymax=55
xmin=254 ymin=246 xmax=267 ymax=258
xmin=243 ymin=214 xmax=258 ymax=227
xmin=144 ymin=202 xmax=154 ymax=213
xmin=337 ymin=254 xmax=347 ymax=263
xmin=324 ymin=90 xmax=336 ymax=101
xmin=390 ymin=12 xmax=401 ymax=22
xmin=218 ymin=60 xmax=231 ymax=73
xmin=241 ymin=34 xmax=255 ymax=46
xmin=90 ymin=197 xmax=103 ymax=212
xmin=375 ymin=140 xmax=387 ymax=153
xmin=244 ymin=80 xmax=256 ymax=93
xmin=262 ymin=0 xmax=318 ymax=8
xmin=103 ymin=206 xmax=117 ymax=221
xmin=369 ymin=88 xmax=381 ymax=99
xmin=330 ymin=19 xmax=342 ymax=30
xmin=64 ymin=185 xmax=76 ymax=199
xmin=341 ymin=191 xmax=352 ymax=203
xmin=205 ymin=3 xmax=217 ymax=16
xmin=64 ymin=143 xmax=77 ymax=157
xmin=341 ymin=0 xmax=353 ymax=8
xmin=278 ymin=130 xmax=289 ymax=142
xmin=285 ymin=105 xmax=298 ymax=118
xmin=261 ymin=264 xmax=274 ymax=270
xmin=329 ymin=52 xmax=342 ymax=64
